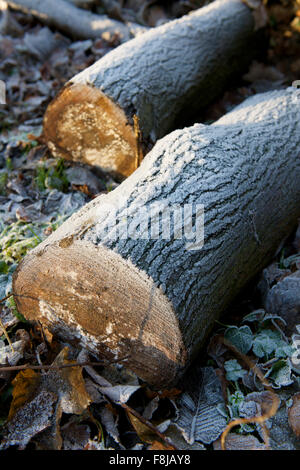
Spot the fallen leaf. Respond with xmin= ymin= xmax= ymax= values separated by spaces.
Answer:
xmin=213 ymin=433 xmax=267 ymax=450
xmin=1 ymin=347 xmax=91 ymax=449
xmin=148 ymin=440 xmax=175 ymax=450
xmin=44 ymin=347 xmax=91 ymax=414
xmin=99 ymin=404 xmax=123 ymax=446
xmin=164 ymin=424 xmax=206 ymax=450
xmin=98 ymin=384 xmax=140 ymax=404
xmin=264 ymin=269 xmax=300 ymax=336
xmin=175 ymin=367 xmax=227 ymax=445
xmin=126 ymin=411 xmax=159 ymax=445
xmin=8 ymin=369 xmax=41 ymax=421
xmin=142 ymin=396 xmax=160 ymax=420
xmin=207 ymin=333 xmax=227 ymax=367
xmin=288 ymin=392 xmax=300 ymax=438
xmin=1 ymin=390 xmax=57 ymax=450
xmin=61 ymin=420 xmax=91 ymax=450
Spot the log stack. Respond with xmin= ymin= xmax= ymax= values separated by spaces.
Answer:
xmin=42 ymin=0 xmax=258 ymax=178
xmin=13 ymin=87 xmax=300 ymax=388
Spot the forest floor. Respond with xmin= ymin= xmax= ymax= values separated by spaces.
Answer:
xmin=0 ymin=0 xmax=300 ymax=450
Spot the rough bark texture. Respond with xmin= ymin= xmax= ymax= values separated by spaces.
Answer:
xmin=43 ymin=0 xmax=256 ymax=179
xmin=6 ymin=0 xmax=136 ymax=41
xmin=13 ymin=87 xmax=300 ymax=388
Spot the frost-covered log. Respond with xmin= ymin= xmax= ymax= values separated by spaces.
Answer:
xmin=42 ymin=0 xmax=257 ymax=179
xmin=6 ymin=0 xmax=134 ymax=41
xmin=13 ymin=88 xmax=300 ymax=388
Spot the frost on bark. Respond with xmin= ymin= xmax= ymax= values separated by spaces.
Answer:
xmin=42 ymin=0 xmax=257 ymax=179
xmin=13 ymin=87 xmax=300 ymax=388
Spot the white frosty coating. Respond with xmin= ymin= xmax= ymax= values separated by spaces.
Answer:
xmin=29 ymin=87 xmax=300 ymax=362
xmin=71 ymin=0 xmax=255 ymax=142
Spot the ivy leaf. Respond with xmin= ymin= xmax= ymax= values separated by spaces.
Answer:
xmin=276 ymin=341 xmax=295 ymax=359
xmin=224 ymin=325 xmax=253 ymax=354
xmin=242 ymin=309 xmax=266 ymax=323
xmin=242 ymin=310 xmax=287 ymax=327
xmin=252 ymin=329 xmax=281 ymax=358
xmin=268 ymin=360 xmax=293 ymax=388
xmin=226 ymin=389 xmax=245 ymax=418
xmin=224 ymin=359 xmax=246 ymax=381
xmin=263 ymin=313 xmax=287 ymax=326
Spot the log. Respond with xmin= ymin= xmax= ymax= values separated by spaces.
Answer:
xmin=0 ymin=0 xmax=23 ymax=36
xmin=13 ymin=87 xmax=300 ymax=388
xmin=6 ymin=0 xmax=136 ymax=41
xmin=42 ymin=0 xmax=258 ymax=179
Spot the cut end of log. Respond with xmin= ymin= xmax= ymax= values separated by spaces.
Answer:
xmin=43 ymin=83 xmax=138 ymax=179
xmin=12 ymin=239 xmax=187 ymax=388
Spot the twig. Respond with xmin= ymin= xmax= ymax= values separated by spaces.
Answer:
xmin=220 ymin=338 xmax=280 ymax=450
xmin=121 ymin=402 xmax=178 ymax=450
xmin=0 ymin=293 xmax=15 ymax=352
xmin=0 ymin=356 xmax=129 ymax=372
xmin=0 ymin=293 xmax=14 ymax=304
xmin=0 ymin=316 xmax=14 ymax=353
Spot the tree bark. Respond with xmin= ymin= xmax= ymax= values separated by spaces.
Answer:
xmin=6 ymin=0 xmax=136 ymax=41
xmin=13 ymin=87 xmax=300 ymax=388
xmin=42 ymin=0 xmax=257 ymax=179
xmin=65 ymin=0 xmax=96 ymax=7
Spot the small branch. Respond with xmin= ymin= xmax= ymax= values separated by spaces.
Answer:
xmin=220 ymin=338 xmax=280 ymax=450
xmin=0 ymin=356 xmax=129 ymax=372
xmin=0 ymin=293 xmax=14 ymax=304
xmin=0 ymin=317 xmax=14 ymax=353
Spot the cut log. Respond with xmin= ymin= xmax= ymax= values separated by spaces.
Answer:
xmin=42 ymin=0 xmax=258 ymax=179
xmin=13 ymin=87 xmax=300 ymax=388
xmin=0 ymin=0 xmax=23 ymax=36
xmin=6 ymin=0 xmax=137 ymax=41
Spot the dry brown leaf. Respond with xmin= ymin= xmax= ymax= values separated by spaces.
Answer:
xmin=288 ymin=393 xmax=300 ymax=438
xmin=45 ymin=347 xmax=91 ymax=414
xmin=2 ymin=347 xmax=91 ymax=449
xmin=61 ymin=421 xmax=91 ymax=450
xmin=158 ymin=388 xmax=182 ymax=399
xmin=148 ymin=440 xmax=175 ymax=450
xmin=8 ymin=369 xmax=41 ymax=421
xmin=127 ymin=411 xmax=158 ymax=444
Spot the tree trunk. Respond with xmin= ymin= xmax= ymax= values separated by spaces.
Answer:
xmin=42 ymin=0 xmax=257 ymax=179
xmin=13 ymin=87 xmax=300 ymax=388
